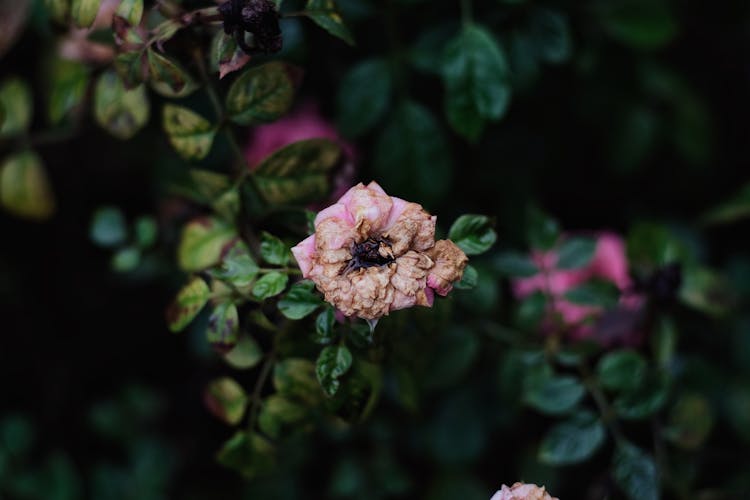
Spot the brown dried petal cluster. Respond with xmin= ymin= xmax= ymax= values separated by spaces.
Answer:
xmin=291 ymin=182 xmax=469 ymax=320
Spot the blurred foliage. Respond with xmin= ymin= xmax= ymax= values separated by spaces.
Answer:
xmin=1 ymin=0 xmax=750 ymax=499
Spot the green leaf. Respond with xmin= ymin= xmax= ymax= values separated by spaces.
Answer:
xmin=454 ymin=264 xmax=478 ymax=290
xmin=111 ymin=246 xmax=140 ymax=272
xmin=526 ymin=206 xmax=559 ymax=250
xmin=0 ymin=151 xmax=55 ymax=220
xmin=313 ymin=307 xmax=337 ymax=344
xmin=613 ymin=443 xmax=659 ymax=500
xmin=177 ymin=216 xmax=237 ymax=271
xmin=273 ymin=358 xmax=323 ymax=405
xmin=93 ymin=71 xmax=149 ymax=140
xmin=216 ymin=431 xmax=275 ymax=479
xmin=442 ymin=23 xmax=511 ymax=141
xmin=564 ymin=280 xmax=621 ymax=308
xmin=146 ymin=49 xmax=198 ymax=98
xmin=664 ymin=393 xmax=713 ymax=450
xmin=679 ymin=266 xmax=733 ymax=317
xmin=336 ymin=58 xmax=392 ymax=137
xmin=204 ymin=377 xmax=248 ymax=425
xmin=226 ymin=62 xmax=295 ymax=125
xmin=316 ymin=345 xmax=353 ymax=396
xmin=90 ymin=206 xmax=126 ymax=247
xmin=529 ymin=7 xmax=572 ymax=64
xmin=48 ymin=59 xmax=89 ymax=124
xmin=207 ymin=302 xmax=240 ymax=348
xmin=113 ymin=51 xmax=147 ymax=89
xmin=252 ymin=272 xmax=288 ymax=300
xmin=211 ymin=31 xmax=252 ymax=79
xmin=538 ymin=410 xmax=606 ymax=465
xmin=556 ymin=237 xmax=597 ymax=270
xmin=305 ymin=0 xmax=355 ymax=45
xmin=278 ymin=280 xmax=322 ymax=319
xmin=494 ymin=251 xmax=539 ymax=277
xmin=162 ymin=104 xmax=216 ymax=160
xmin=116 ymin=0 xmax=143 ymax=25
xmin=596 ymin=349 xmax=647 ymax=392
xmin=523 ymin=370 xmax=585 ymax=415
xmin=260 ymin=232 xmax=289 ymax=266
xmin=613 ymin=371 xmax=669 ymax=420
xmin=601 ymin=0 xmax=678 ymax=50
xmin=0 ymin=78 xmax=32 ymax=138
xmin=134 ymin=216 xmax=157 ymax=249
xmin=71 ymin=0 xmax=101 ymax=28
xmin=515 ymin=291 xmax=547 ymax=331
xmin=448 ymin=214 xmax=497 ymax=255
xmin=223 ymin=335 xmax=263 ymax=370
xmin=213 ymin=241 xmax=259 ymax=288
xmin=700 ymin=182 xmax=750 ymax=226
xmin=165 ymin=277 xmax=211 ymax=333
xmin=45 ymin=0 xmax=69 ymax=23
xmin=258 ymin=395 xmax=307 ymax=439
xmin=253 ymin=138 xmax=341 ymax=204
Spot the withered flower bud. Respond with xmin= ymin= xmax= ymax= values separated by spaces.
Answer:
xmin=292 ymin=182 xmax=469 ymax=320
xmin=219 ymin=0 xmax=282 ymax=55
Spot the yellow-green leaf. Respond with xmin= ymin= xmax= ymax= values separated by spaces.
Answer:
xmin=48 ymin=58 xmax=89 ymax=124
xmin=94 ymin=70 xmax=149 ymax=140
xmin=115 ymin=0 xmax=143 ymax=26
xmin=226 ymin=62 xmax=295 ymax=125
xmin=165 ymin=276 xmax=210 ymax=333
xmin=147 ymin=48 xmax=198 ymax=98
xmin=177 ymin=216 xmax=237 ymax=271
xmin=162 ymin=104 xmax=216 ymax=160
xmin=0 ymin=151 xmax=55 ymax=220
xmin=44 ymin=0 xmax=69 ymax=24
xmin=0 ymin=78 xmax=33 ymax=138
xmin=204 ymin=377 xmax=248 ymax=425
xmin=71 ymin=0 xmax=101 ymax=28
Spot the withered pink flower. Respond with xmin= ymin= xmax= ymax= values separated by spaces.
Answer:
xmin=512 ymin=232 xmax=644 ymax=344
xmin=491 ymin=482 xmax=559 ymax=500
xmin=291 ymin=182 xmax=468 ymax=320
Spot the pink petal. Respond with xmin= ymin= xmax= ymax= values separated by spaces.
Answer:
xmin=390 ymin=291 xmax=418 ymax=312
xmin=337 ymin=182 xmax=393 ymax=232
xmin=590 ymin=232 xmax=631 ymax=290
xmin=291 ymin=234 xmax=317 ymax=278
xmin=314 ymin=202 xmax=354 ymax=227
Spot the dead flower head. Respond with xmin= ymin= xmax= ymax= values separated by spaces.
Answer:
xmin=291 ymin=182 xmax=468 ymax=320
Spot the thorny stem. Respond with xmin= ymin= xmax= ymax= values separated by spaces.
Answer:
xmin=579 ymin=361 xmax=626 ymax=445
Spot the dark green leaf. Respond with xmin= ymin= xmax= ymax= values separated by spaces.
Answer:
xmin=596 ymin=349 xmax=647 ymax=392
xmin=0 ymin=150 xmax=55 ymax=220
xmin=204 ymin=377 xmax=248 ymax=425
xmin=162 ymin=104 xmax=216 ymax=160
xmin=273 ymin=358 xmax=323 ymax=405
xmin=278 ymin=280 xmax=322 ymax=319
xmin=313 ymin=307 xmax=337 ymax=344
xmin=373 ymin=100 xmax=451 ymax=204
xmin=177 ymin=216 xmax=237 ymax=271
xmin=260 ymin=232 xmax=289 ymax=265
xmin=556 ymin=237 xmax=596 ymax=270
xmin=664 ymin=393 xmax=713 ymax=450
xmin=524 ymin=370 xmax=585 ymax=415
xmin=93 ymin=71 xmax=149 ymax=140
xmin=679 ymin=266 xmax=733 ymax=317
xmin=49 ymin=58 xmax=89 ymax=124
xmin=538 ymin=410 xmax=606 ymax=465
xmin=216 ymin=431 xmax=275 ymax=479
xmin=211 ymin=31 xmax=252 ymax=79
xmin=316 ymin=345 xmax=353 ymax=396
xmin=305 ymin=0 xmax=355 ymax=45
xmin=90 ymin=206 xmax=126 ymax=247
xmin=252 ymin=272 xmax=288 ymax=300
xmin=207 ymin=302 xmax=240 ymax=347
xmin=111 ymin=246 xmax=140 ymax=272
xmin=114 ymin=51 xmax=147 ymax=89
xmin=226 ymin=62 xmax=295 ymax=125
xmin=223 ymin=334 xmax=263 ymax=370
xmin=564 ymin=280 xmax=620 ymax=308
xmin=213 ymin=241 xmax=259 ymax=288
xmin=147 ymin=49 xmax=197 ymax=98
xmin=454 ymin=264 xmax=478 ymax=290
xmin=529 ymin=7 xmax=571 ymax=64
xmin=700 ymin=182 xmax=750 ymax=226
xmin=0 ymin=78 xmax=32 ymax=137
xmin=613 ymin=371 xmax=669 ymax=420
xmin=134 ymin=216 xmax=157 ymax=249
xmin=494 ymin=251 xmax=539 ymax=277
xmin=258 ymin=395 xmax=307 ymax=439
xmin=442 ymin=23 xmax=511 ymax=141
xmin=253 ymin=138 xmax=341 ymax=204
xmin=515 ymin=291 xmax=547 ymax=331
xmin=600 ymin=0 xmax=678 ymax=50
xmin=613 ymin=443 xmax=659 ymax=500
xmin=526 ymin=206 xmax=559 ymax=250
xmin=336 ymin=58 xmax=391 ymax=137
xmin=448 ymin=214 xmax=497 ymax=255
xmin=166 ymin=277 xmax=211 ymax=333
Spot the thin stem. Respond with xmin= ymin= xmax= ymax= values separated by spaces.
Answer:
xmin=579 ymin=361 xmax=626 ymax=444
xmin=247 ymin=351 xmax=276 ymax=432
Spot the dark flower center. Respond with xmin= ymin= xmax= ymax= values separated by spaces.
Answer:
xmin=342 ymin=238 xmax=395 ymax=274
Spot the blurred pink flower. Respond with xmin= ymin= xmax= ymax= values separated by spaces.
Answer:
xmin=291 ymin=182 xmax=468 ymax=320
xmin=245 ymin=101 xmax=355 ymax=200
xmin=512 ymin=232 xmax=644 ymax=344
xmin=491 ymin=482 xmax=559 ymax=500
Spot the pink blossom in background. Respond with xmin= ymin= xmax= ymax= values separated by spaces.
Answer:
xmin=491 ymin=482 xmax=559 ymax=500
xmin=512 ymin=232 xmax=644 ymax=344
xmin=291 ymin=182 xmax=468 ymax=320
xmin=244 ymin=101 xmax=356 ymax=200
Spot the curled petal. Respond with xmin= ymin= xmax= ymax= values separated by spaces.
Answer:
xmin=426 ymin=240 xmax=469 ymax=296
xmin=383 ymin=200 xmax=436 ymax=255
xmin=291 ymin=234 xmax=316 ymax=278
xmin=314 ymin=202 xmax=354 ymax=227
xmin=337 ymin=182 xmax=393 ymax=236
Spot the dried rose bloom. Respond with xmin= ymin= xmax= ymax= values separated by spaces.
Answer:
xmin=490 ymin=482 xmax=559 ymax=500
xmin=291 ymin=182 xmax=468 ymax=320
